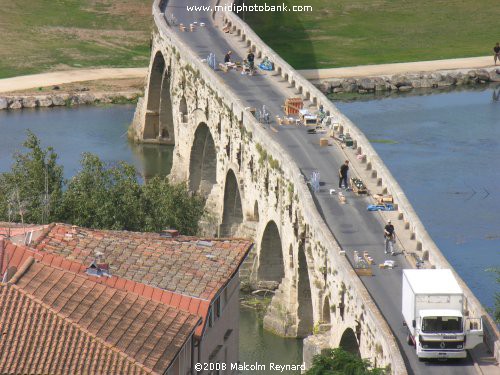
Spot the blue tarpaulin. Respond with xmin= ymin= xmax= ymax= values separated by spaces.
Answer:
xmin=367 ymin=204 xmax=394 ymax=211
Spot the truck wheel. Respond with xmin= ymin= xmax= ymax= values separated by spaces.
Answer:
xmin=406 ymin=333 xmax=413 ymax=346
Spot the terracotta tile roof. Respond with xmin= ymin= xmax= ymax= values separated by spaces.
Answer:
xmin=32 ymin=223 xmax=253 ymax=301
xmin=0 ymin=223 xmax=48 ymax=239
xmin=1 ymin=241 xmax=211 ymax=338
xmin=0 ymin=259 xmax=201 ymax=374
xmin=0 ymin=283 xmax=152 ymax=375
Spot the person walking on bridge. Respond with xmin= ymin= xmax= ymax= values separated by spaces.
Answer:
xmin=384 ymin=219 xmax=396 ymax=255
xmin=247 ymin=49 xmax=255 ymax=70
xmin=338 ymin=160 xmax=349 ymax=189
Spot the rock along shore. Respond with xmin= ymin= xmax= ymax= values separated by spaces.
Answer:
xmin=316 ymin=67 xmax=500 ymax=95
xmin=0 ymin=91 xmax=140 ymax=111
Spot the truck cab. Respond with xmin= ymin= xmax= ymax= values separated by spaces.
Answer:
xmin=415 ymin=310 xmax=479 ymax=359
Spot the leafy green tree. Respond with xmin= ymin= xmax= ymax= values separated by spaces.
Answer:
xmin=141 ymin=177 xmax=205 ymax=235
xmin=0 ymin=131 xmax=63 ymax=224
xmin=60 ymin=153 xmax=143 ymax=230
xmin=2 ymin=134 xmax=205 ymax=235
xmin=306 ymin=348 xmax=387 ymax=375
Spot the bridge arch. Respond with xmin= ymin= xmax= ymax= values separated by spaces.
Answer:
xmin=258 ymin=220 xmax=285 ymax=284
xmin=189 ymin=122 xmax=217 ymax=196
xmin=339 ymin=327 xmax=361 ymax=357
xmin=144 ymin=51 xmax=165 ymax=139
xmin=296 ymin=240 xmax=314 ymax=336
xmin=220 ymin=169 xmax=243 ymax=237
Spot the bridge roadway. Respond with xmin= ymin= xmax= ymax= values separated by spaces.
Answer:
xmin=165 ymin=1 xmax=479 ymax=374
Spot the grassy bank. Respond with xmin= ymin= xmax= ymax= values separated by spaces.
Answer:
xmin=0 ymin=0 xmax=151 ymax=78
xmin=244 ymin=0 xmax=499 ymax=69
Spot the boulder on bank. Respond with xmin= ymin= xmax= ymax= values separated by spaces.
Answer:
xmin=9 ymin=98 xmax=22 ymax=109
xmin=37 ymin=96 xmax=53 ymax=107
xmin=398 ymin=85 xmax=413 ymax=92
xmin=22 ymin=97 xmax=37 ymax=108
xmin=51 ymin=95 xmax=68 ymax=106
xmin=0 ymin=97 xmax=8 ymax=110
xmin=476 ymin=69 xmax=490 ymax=81
xmin=391 ymin=74 xmax=412 ymax=87
xmin=489 ymin=71 xmax=500 ymax=82
xmin=358 ymin=78 xmax=375 ymax=91
xmin=318 ymin=81 xmax=331 ymax=94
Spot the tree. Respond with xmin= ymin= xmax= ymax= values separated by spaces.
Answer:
xmin=60 ymin=153 xmax=143 ymax=230
xmin=306 ymin=348 xmax=387 ymax=375
xmin=61 ymin=153 xmax=205 ymax=234
xmin=2 ymin=134 xmax=206 ymax=235
xmin=141 ymin=177 xmax=205 ymax=235
xmin=0 ymin=131 xmax=63 ymax=224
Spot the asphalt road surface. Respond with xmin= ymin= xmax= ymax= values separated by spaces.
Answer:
xmin=164 ymin=1 xmax=479 ymax=374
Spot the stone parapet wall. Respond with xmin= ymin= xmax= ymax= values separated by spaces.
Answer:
xmin=222 ymin=1 xmax=500 ymax=362
xmin=149 ymin=0 xmax=407 ymax=372
xmin=317 ymin=68 xmax=500 ymax=95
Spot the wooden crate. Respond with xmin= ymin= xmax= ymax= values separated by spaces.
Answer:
xmin=355 ymin=267 xmax=373 ymax=276
xmin=284 ymin=97 xmax=303 ymax=115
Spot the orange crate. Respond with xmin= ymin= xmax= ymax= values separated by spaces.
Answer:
xmin=284 ymin=97 xmax=303 ymax=115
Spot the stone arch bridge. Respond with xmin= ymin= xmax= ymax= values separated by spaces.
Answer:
xmin=130 ymin=0 xmax=499 ymax=373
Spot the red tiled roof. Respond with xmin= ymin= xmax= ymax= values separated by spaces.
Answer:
xmin=0 ymin=283 xmax=152 ymax=375
xmin=32 ymin=223 xmax=253 ymax=301
xmin=0 ymin=259 xmax=201 ymax=374
xmin=1 ymin=241 xmax=211 ymax=337
xmin=0 ymin=223 xmax=48 ymax=240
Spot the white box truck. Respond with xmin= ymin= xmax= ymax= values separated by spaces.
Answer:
xmin=402 ymin=269 xmax=483 ymax=359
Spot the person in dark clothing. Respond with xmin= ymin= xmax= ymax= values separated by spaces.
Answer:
xmin=247 ymin=49 xmax=255 ymax=70
xmin=224 ymin=51 xmax=232 ymax=63
xmin=338 ymin=160 xmax=349 ymax=189
xmin=384 ymin=219 xmax=396 ymax=255
xmin=494 ymin=43 xmax=500 ymax=65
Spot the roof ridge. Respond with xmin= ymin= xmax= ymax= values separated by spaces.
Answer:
xmin=0 ymin=283 xmax=155 ymax=374
xmin=44 ymin=223 xmax=253 ymax=243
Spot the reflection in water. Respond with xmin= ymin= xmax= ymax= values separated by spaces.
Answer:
xmin=493 ymin=85 xmax=500 ymax=102
xmin=130 ymin=143 xmax=174 ymax=179
xmin=239 ymin=307 xmax=303 ymax=374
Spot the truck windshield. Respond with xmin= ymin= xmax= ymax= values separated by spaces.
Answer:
xmin=421 ymin=316 xmax=462 ymax=333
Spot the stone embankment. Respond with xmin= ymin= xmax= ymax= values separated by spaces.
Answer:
xmin=317 ymin=67 xmax=500 ymax=95
xmin=0 ymin=91 xmax=140 ymax=111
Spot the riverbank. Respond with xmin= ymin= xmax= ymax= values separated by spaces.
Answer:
xmin=316 ymin=66 xmax=500 ymax=96
xmin=0 ymin=75 xmax=146 ymax=110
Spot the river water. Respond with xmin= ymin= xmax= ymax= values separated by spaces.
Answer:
xmin=0 ymin=86 xmax=498 ymax=368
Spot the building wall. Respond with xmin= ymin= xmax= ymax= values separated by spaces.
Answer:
xmin=197 ymin=275 xmax=240 ymax=374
